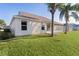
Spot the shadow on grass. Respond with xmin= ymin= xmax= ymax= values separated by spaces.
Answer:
xmin=0 ymin=33 xmax=60 ymax=42
xmin=0 ymin=37 xmax=16 ymax=42
xmin=0 ymin=34 xmax=51 ymax=42
xmin=17 ymin=34 xmax=53 ymax=38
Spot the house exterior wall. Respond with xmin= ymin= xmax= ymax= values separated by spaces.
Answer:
xmin=10 ymin=18 xmax=31 ymax=36
xmin=10 ymin=18 xmax=47 ymax=36
xmin=10 ymin=19 xmax=16 ymax=35
xmin=47 ymin=24 xmax=64 ymax=34
xmin=54 ymin=25 xmax=64 ymax=33
xmin=31 ymin=21 xmax=47 ymax=34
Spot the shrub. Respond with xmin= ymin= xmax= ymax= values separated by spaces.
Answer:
xmin=4 ymin=28 xmax=11 ymax=32
xmin=0 ymin=29 xmax=15 ymax=40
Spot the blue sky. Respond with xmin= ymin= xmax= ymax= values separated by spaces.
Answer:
xmin=0 ymin=3 xmax=60 ymax=25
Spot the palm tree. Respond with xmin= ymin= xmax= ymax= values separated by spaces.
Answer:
xmin=57 ymin=3 xmax=79 ymax=34
xmin=47 ymin=3 xmax=57 ymax=37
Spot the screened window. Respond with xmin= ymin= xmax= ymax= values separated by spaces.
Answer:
xmin=21 ymin=21 xmax=27 ymax=30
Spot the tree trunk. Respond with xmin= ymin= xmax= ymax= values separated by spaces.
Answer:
xmin=64 ymin=11 xmax=69 ymax=34
xmin=51 ymin=12 xmax=54 ymax=36
xmin=64 ymin=19 xmax=68 ymax=34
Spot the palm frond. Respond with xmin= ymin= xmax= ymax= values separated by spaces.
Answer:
xmin=59 ymin=10 xmax=65 ymax=20
xmin=65 ymin=3 xmax=72 ymax=10
xmin=71 ymin=4 xmax=79 ymax=11
xmin=71 ymin=12 xmax=79 ymax=21
xmin=56 ymin=3 xmax=65 ymax=11
xmin=47 ymin=3 xmax=55 ymax=10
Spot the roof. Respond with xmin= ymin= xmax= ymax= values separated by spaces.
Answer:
xmin=19 ymin=12 xmax=51 ymax=23
xmin=10 ymin=12 xmax=63 ymax=25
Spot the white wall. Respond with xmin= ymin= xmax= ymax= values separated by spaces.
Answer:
xmin=47 ymin=24 xmax=64 ymax=34
xmin=54 ymin=25 xmax=64 ymax=33
xmin=10 ymin=18 xmax=47 ymax=36
xmin=10 ymin=17 xmax=64 ymax=36
xmin=31 ymin=21 xmax=47 ymax=34
xmin=10 ymin=19 xmax=16 ymax=35
xmin=10 ymin=19 xmax=31 ymax=36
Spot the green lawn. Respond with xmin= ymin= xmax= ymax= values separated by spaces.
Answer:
xmin=0 ymin=31 xmax=79 ymax=56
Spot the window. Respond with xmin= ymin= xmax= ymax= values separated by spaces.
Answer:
xmin=21 ymin=21 xmax=27 ymax=30
xmin=41 ymin=25 xmax=45 ymax=30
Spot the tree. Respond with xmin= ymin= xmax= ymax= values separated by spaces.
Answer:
xmin=57 ymin=3 xmax=79 ymax=34
xmin=47 ymin=3 xmax=57 ymax=37
xmin=0 ymin=19 xmax=6 ymax=25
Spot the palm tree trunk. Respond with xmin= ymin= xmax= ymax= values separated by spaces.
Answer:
xmin=64 ymin=11 xmax=69 ymax=34
xmin=51 ymin=12 xmax=54 ymax=36
xmin=65 ymin=19 xmax=68 ymax=34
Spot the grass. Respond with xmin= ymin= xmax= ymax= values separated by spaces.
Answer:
xmin=0 ymin=31 xmax=79 ymax=56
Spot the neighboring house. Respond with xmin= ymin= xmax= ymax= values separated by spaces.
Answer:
xmin=10 ymin=12 xmax=64 ymax=36
xmin=64 ymin=23 xmax=79 ymax=31
xmin=70 ymin=24 xmax=79 ymax=30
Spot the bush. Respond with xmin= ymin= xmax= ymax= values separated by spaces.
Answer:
xmin=0 ymin=29 xmax=15 ymax=40
xmin=4 ymin=28 xmax=11 ymax=32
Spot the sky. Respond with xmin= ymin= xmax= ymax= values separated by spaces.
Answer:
xmin=0 ymin=3 xmax=78 ymax=25
xmin=0 ymin=3 xmax=61 ymax=25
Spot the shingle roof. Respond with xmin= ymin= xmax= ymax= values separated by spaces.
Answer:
xmin=19 ymin=12 xmax=63 ymax=24
xmin=18 ymin=12 xmax=51 ymax=23
xmin=10 ymin=12 xmax=63 ymax=25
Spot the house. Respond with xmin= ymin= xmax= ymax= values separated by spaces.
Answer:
xmin=10 ymin=12 xmax=64 ymax=36
xmin=64 ymin=23 xmax=79 ymax=31
xmin=72 ymin=24 xmax=79 ymax=30
xmin=69 ymin=24 xmax=79 ymax=30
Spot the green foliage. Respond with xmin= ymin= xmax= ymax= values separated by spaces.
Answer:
xmin=71 ymin=4 xmax=79 ymax=11
xmin=47 ymin=3 xmax=79 ymax=21
xmin=47 ymin=3 xmax=56 ymax=10
xmin=57 ymin=4 xmax=71 ymax=21
xmin=71 ymin=12 xmax=79 ymax=21
xmin=56 ymin=3 xmax=79 ymax=21
xmin=0 ymin=31 xmax=14 ymax=40
xmin=0 ymin=19 xmax=6 ymax=25
xmin=0 ymin=31 xmax=79 ymax=55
